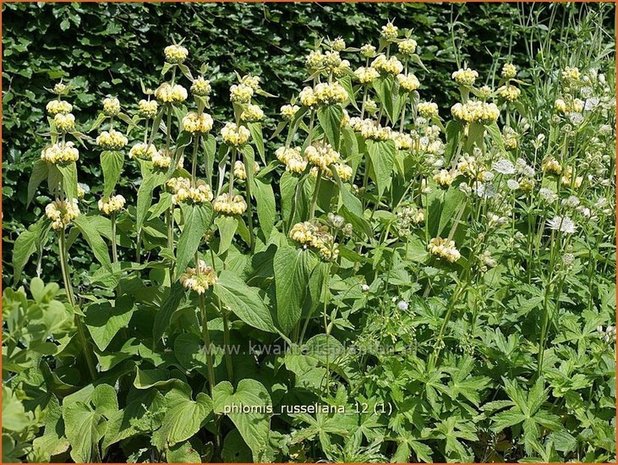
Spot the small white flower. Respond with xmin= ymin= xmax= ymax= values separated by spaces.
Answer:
xmin=492 ymin=158 xmax=516 ymax=175
xmin=561 ymin=195 xmax=580 ymax=208
xmin=539 ymin=188 xmax=558 ymax=203
xmin=547 ymin=215 xmax=577 ymax=234
xmin=361 ymin=284 xmax=370 ymax=292
xmin=568 ymin=112 xmax=584 ymax=125
xmin=584 ymin=97 xmax=600 ymax=111
xmin=506 ymin=179 xmax=520 ymax=191
xmin=397 ymin=300 xmax=409 ymax=311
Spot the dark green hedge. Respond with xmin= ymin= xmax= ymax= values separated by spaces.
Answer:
xmin=0 ymin=2 xmax=594 ymax=285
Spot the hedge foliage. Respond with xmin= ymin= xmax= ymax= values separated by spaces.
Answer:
xmin=1 ymin=1 xmax=603 ymax=284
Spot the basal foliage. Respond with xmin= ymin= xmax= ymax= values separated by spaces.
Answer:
xmin=3 ymin=11 xmax=616 ymax=465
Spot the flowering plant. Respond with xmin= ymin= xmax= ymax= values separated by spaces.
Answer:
xmin=6 ymin=16 xmax=615 ymax=464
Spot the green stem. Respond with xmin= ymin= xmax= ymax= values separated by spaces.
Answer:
xmin=228 ymin=148 xmax=237 ymax=196
xmin=59 ymin=230 xmax=97 ymax=381
xmin=309 ymin=169 xmax=322 ymax=220
xmin=111 ymin=214 xmax=118 ymax=264
xmin=221 ymin=308 xmax=234 ymax=381
xmin=199 ymin=294 xmax=217 ymax=394
xmin=191 ymin=134 xmax=201 ymax=187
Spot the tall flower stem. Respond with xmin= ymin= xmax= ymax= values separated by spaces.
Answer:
xmin=228 ymin=148 xmax=237 ymax=195
xmin=221 ymin=307 xmax=235 ymax=381
xmin=191 ymin=134 xmax=201 ymax=187
xmin=111 ymin=214 xmax=118 ymax=264
xmin=59 ymin=229 xmax=97 ymax=381
xmin=309 ymin=169 xmax=322 ymax=220
xmin=199 ymin=293 xmax=217 ymax=394
xmin=321 ymin=269 xmax=332 ymax=394
xmin=243 ymin=161 xmax=256 ymax=252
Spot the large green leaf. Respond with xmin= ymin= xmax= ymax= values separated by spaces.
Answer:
xmin=438 ymin=187 xmax=467 ymax=237
xmin=100 ymin=151 xmax=124 ymax=197
xmin=274 ymin=246 xmax=308 ymax=333
xmin=57 ymin=162 xmax=78 ymax=199
xmin=153 ymin=388 xmax=213 ymax=449
xmin=253 ymin=178 xmax=276 ymax=238
xmin=12 ymin=217 xmax=50 ymax=284
xmin=176 ymin=203 xmax=213 ymax=275
xmin=279 ymin=171 xmax=298 ymax=226
xmin=247 ymin=122 xmax=265 ymax=164
xmin=366 ymin=139 xmax=396 ymax=197
xmin=136 ymin=168 xmax=166 ymax=232
xmin=153 ymin=282 xmax=186 ymax=342
xmin=213 ymin=270 xmax=277 ymax=333
xmin=27 ymin=159 xmax=49 ymax=206
xmin=317 ymin=104 xmax=343 ymax=148
xmin=102 ymin=391 xmax=166 ymax=450
xmin=215 ymin=215 xmax=238 ymax=254
xmin=85 ymin=296 xmax=135 ymax=351
xmin=213 ymin=379 xmax=273 ymax=462
xmin=63 ymin=384 xmax=118 ymax=463
xmin=73 ymin=215 xmax=112 ymax=269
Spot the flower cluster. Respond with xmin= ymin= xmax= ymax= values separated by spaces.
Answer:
xmin=276 ymin=146 xmax=307 ymax=173
xmin=138 ymin=99 xmax=158 ymax=118
xmin=129 ymin=142 xmax=157 ymax=160
xmin=417 ymin=101 xmax=439 ymax=118
xmin=451 ymin=100 xmax=500 ymax=124
xmin=241 ymin=104 xmax=265 ymax=123
xmin=281 ymin=104 xmax=300 ymax=120
xmin=164 ymin=44 xmax=189 ymax=64
xmin=96 ymin=129 xmax=128 ymax=150
xmin=230 ymin=83 xmax=254 ymax=104
xmin=457 ymin=155 xmax=490 ymax=181
xmin=497 ymin=84 xmax=521 ymax=102
xmin=349 ymin=118 xmax=392 ymax=141
xmin=311 ymin=162 xmax=353 ymax=182
xmin=183 ymin=112 xmax=214 ymax=134
xmin=398 ymin=38 xmax=417 ymax=55
xmin=180 ymin=260 xmax=218 ymax=294
xmin=191 ymin=76 xmax=212 ymax=96
xmin=98 ymin=194 xmax=126 ymax=215
xmin=152 ymin=150 xmax=173 ymax=169
xmin=396 ymin=205 xmax=425 ymax=234
xmin=360 ymin=44 xmax=376 ymax=58
xmin=213 ymin=193 xmax=247 ymax=215
xmin=155 ymin=83 xmax=188 ymax=104
xmin=46 ymin=100 xmax=72 ymax=115
xmin=354 ymin=67 xmax=380 ymax=85
xmin=501 ymin=63 xmax=517 ymax=79
xmin=299 ymin=82 xmax=347 ymax=107
xmin=289 ymin=221 xmax=339 ymax=260
xmin=452 ymin=68 xmax=479 ymax=87
xmin=220 ymin=122 xmax=251 ymax=147
xmin=541 ymin=156 xmax=562 ymax=175
xmin=103 ymin=97 xmax=121 ymax=116
xmin=41 ymin=142 xmax=79 ymax=165
xmin=428 ymin=237 xmax=461 ymax=262
xmin=433 ymin=169 xmax=455 ymax=187
xmin=167 ymin=177 xmax=214 ymax=204
xmin=45 ymin=199 xmax=80 ymax=230
xmin=371 ymin=55 xmax=404 ymax=75
xmin=305 ymin=141 xmax=341 ymax=171
xmin=397 ymin=73 xmax=420 ymax=92
xmin=233 ymin=160 xmax=259 ymax=180
xmin=240 ymin=75 xmax=261 ymax=90
xmin=54 ymin=113 xmax=76 ymax=133
xmin=554 ymin=97 xmax=584 ymax=114
xmin=502 ymin=127 xmax=519 ymax=150
xmin=380 ymin=22 xmax=399 ymax=41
